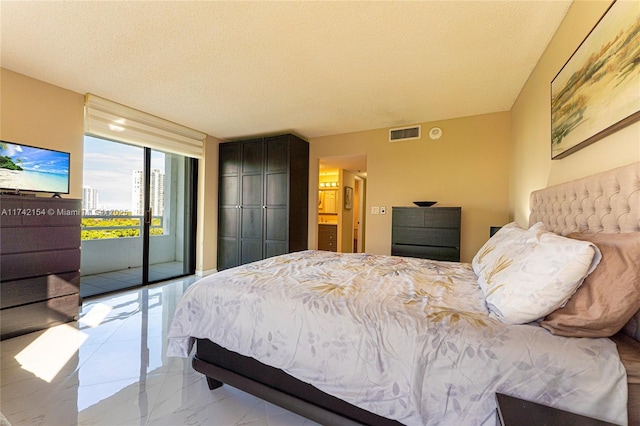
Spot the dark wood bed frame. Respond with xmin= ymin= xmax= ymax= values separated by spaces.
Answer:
xmin=191 ymin=161 xmax=640 ymax=425
xmin=193 ymin=338 xmax=402 ymax=425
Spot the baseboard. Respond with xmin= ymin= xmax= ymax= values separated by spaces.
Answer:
xmin=195 ymin=268 xmax=217 ymax=277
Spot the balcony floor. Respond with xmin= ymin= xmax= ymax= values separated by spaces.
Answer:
xmin=80 ymin=261 xmax=185 ymax=298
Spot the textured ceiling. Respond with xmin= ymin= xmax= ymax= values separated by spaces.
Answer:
xmin=1 ymin=1 xmax=571 ymax=141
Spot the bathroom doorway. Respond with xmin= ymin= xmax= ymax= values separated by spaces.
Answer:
xmin=318 ymin=155 xmax=366 ymax=253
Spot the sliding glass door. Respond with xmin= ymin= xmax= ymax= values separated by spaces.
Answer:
xmin=144 ymin=149 xmax=197 ymax=284
xmin=81 ymin=137 xmax=196 ymax=297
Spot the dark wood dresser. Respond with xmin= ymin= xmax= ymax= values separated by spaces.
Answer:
xmin=0 ymin=195 xmax=82 ymax=340
xmin=391 ymin=206 xmax=461 ymax=261
xmin=318 ymin=224 xmax=337 ymax=252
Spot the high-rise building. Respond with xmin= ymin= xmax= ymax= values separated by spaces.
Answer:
xmin=132 ymin=170 xmax=144 ymax=216
xmin=82 ymin=186 xmax=98 ymax=213
xmin=150 ymin=168 xmax=165 ymax=217
xmin=131 ymin=169 xmax=164 ymax=216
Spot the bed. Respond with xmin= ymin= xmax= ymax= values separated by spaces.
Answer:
xmin=167 ymin=161 xmax=640 ymax=425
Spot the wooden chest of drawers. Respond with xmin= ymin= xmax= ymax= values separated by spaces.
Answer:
xmin=391 ymin=207 xmax=461 ymax=262
xmin=0 ymin=195 xmax=81 ymax=339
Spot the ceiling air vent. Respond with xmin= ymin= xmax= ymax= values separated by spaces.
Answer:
xmin=389 ymin=125 xmax=421 ymax=142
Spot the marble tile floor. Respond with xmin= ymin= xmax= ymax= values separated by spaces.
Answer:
xmin=0 ymin=277 xmax=319 ymax=426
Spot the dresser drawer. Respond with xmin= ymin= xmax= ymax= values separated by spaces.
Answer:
xmin=391 ymin=244 xmax=460 ymax=262
xmin=1 ymin=249 xmax=81 ymax=281
xmin=1 ymin=226 xmax=81 ymax=254
xmin=1 ymin=272 xmax=79 ymax=309
xmin=318 ymin=227 xmax=337 ymax=238
xmin=392 ymin=227 xmax=460 ymax=247
xmin=0 ymin=198 xmax=81 ymax=227
xmin=391 ymin=208 xmax=425 ymax=226
xmin=392 ymin=207 xmax=461 ymax=228
xmin=319 ymin=240 xmax=337 ymax=252
xmin=0 ymin=293 xmax=79 ymax=340
xmin=0 ymin=199 xmax=23 ymax=227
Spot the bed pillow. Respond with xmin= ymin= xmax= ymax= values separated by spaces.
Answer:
xmin=474 ymin=226 xmax=601 ymax=324
xmin=540 ymin=232 xmax=640 ymax=337
xmin=472 ymin=221 xmax=546 ymax=279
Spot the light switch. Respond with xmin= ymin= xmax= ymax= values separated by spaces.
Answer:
xmin=371 ymin=206 xmax=380 ymax=215
xmin=380 ymin=206 xmax=386 ymax=215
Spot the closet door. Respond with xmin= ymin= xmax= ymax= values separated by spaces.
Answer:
xmin=239 ymin=139 xmax=264 ymax=265
xmin=217 ymin=142 xmax=241 ymax=270
xmin=287 ymin=136 xmax=310 ymax=253
xmin=264 ymin=135 xmax=289 ymax=258
xmin=217 ymin=134 xmax=308 ymax=271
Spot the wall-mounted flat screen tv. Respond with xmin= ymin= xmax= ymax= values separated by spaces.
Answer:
xmin=0 ymin=140 xmax=70 ymax=194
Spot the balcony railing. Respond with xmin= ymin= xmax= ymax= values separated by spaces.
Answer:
xmin=81 ymin=215 xmax=164 ymax=240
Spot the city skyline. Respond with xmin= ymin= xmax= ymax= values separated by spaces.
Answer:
xmin=83 ymin=165 xmax=164 ymax=216
xmin=83 ymin=136 xmax=165 ymax=211
xmin=131 ymin=168 xmax=164 ymax=216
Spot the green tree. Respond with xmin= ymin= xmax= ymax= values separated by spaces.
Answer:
xmin=81 ymin=217 xmax=164 ymax=240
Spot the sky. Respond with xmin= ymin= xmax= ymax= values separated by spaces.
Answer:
xmin=83 ymin=136 xmax=164 ymax=211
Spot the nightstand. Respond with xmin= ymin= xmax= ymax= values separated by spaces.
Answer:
xmin=490 ymin=226 xmax=502 ymax=237
xmin=495 ymin=393 xmax=617 ymax=426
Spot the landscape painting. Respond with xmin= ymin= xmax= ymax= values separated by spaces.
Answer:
xmin=551 ymin=0 xmax=640 ymax=159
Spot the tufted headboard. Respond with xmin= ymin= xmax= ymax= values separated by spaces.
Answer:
xmin=529 ymin=161 xmax=640 ymax=341
xmin=529 ymin=162 xmax=640 ymax=235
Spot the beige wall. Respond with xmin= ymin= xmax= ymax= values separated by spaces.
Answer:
xmin=1 ymin=68 xmax=84 ymax=199
xmin=339 ymin=169 xmax=356 ymax=253
xmin=309 ymin=111 xmax=511 ymax=262
xmin=0 ymin=68 xmax=218 ymax=274
xmin=197 ymin=135 xmax=221 ymax=274
xmin=510 ymin=0 xmax=640 ymax=226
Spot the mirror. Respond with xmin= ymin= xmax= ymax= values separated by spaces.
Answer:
xmin=318 ymin=189 xmax=337 ymax=213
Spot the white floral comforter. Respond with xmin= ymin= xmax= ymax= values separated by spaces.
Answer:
xmin=167 ymin=250 xmax=627 ymax=425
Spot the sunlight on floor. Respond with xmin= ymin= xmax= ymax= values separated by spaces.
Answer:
xmin=79 ymin=302 xmax=113 ymax=328
xmin=15 ymin=324 xmax=88 ymax=383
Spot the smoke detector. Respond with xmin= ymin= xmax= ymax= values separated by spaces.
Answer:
xmin=428 ymin=127 xmax=443 ymax=140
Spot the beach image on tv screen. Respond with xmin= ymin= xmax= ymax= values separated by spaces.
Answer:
xmin=0 ymin=142 xmax=69 ymax=193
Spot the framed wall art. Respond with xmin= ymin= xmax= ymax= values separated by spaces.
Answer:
xmin=344 ymin=186 xmax=353 ymax=210
xmin=551 ymin=0 xmax=640 ymax=159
